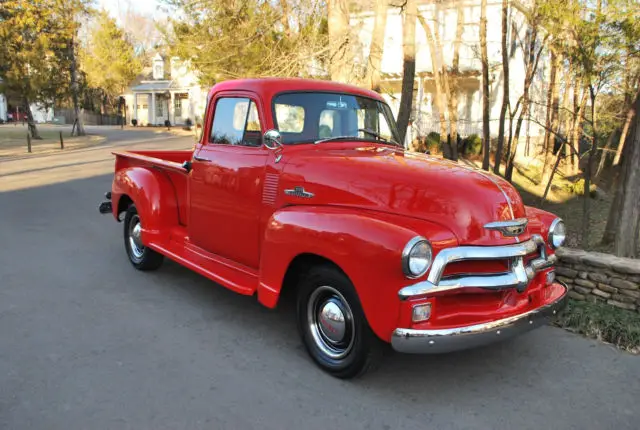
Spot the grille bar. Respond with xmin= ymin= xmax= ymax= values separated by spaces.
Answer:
xmin=399 ymin=235 xmax=556 ymax=300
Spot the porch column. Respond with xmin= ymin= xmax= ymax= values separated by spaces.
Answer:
xmin=133 ymin=93 xmax=138 ymax=122
xmin=150 ymin=92 xmax=156 ymax=125
xmin=170 ymin=92 xmax=175 ymax=125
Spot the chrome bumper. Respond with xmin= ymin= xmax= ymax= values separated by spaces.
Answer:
xmin=399 ymin=235 xmax=555 ymax=299
xmin=391 ymin=283 xmax=568 ymax=354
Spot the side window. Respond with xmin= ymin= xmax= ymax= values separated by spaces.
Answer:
xmin=210 ymin=97 xmax=262 ymax=147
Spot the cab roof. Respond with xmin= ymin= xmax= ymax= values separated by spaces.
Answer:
xmin=207 ymin=78 xmax=385 ymax=103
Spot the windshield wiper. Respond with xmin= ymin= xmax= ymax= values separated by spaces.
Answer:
xmin=314 ymin=135 xmax=364 ymax=144
xmin=314 ymin=129 xmax=399 ymax=145
xmin=358 ymin=128 xmax=388 ymax=142
xmin=358 ymin=128 xmax=401 ymax=146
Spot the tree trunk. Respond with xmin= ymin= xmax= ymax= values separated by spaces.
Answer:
xmin=613 ymin=89 xmax=640 ymax=257
xmin=70 ymin=35 xmax=85 ymax=136
xmin=417 ymin=14 xmax=448 ymax=154
xmin=581 ymin=85 xmax=597 ymax=249
xmin=432 ymin=10 xmax=456 ymax=159
xmin=23 ymin=97 xmax=41 ymax=139
xmin=541 ymin=50 xmax=560 ymax=184
xmin=366 ymin=0 xmax=389 ymax=92
xmin=505 ymin=100 xmax=529 ymax=181
xmin=448 ymin=5 xmax=464 ymax=158
xmin=596 ymin=129 xmax=617 ymax=178
xmin=328 ymin=0 xmax=351 ymax=83
xmin=613 ymin=102 xmax=636 ymax=166
xmin=480 ymin=0 xmax=491 ymax=170
xmin=561 ymin=64 xmax=574 ymax=174
xmin=494 ymin=0 xmax=509 ymax=175
xmin=570 ymin=86 xmax=589 ymax=176
xmin=396 ymin=0 xmax=416 ymax=145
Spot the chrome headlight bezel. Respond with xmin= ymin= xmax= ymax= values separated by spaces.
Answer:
xmin=548 ymin=218 xmax=566 ymax=249
xmin=402 ymin=236 xmax=433 ymax=279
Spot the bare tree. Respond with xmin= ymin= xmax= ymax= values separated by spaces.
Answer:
xmin=396 ymin=0 xmax=417 ymax=144
xmin=504 ymin=25 xmax=547 ymax=182
xmin=541 ymin=48 xmax=560 ymax=183
xmin=365 ymin=0 xmax=389 ymax=92
xmin=328 ymin=0 xmax=351 ymax=83
xmin=480 ymin=0 xmax=491 ymax=170
xmin=417 ymin=14 xmax=449 ymax=154
xmin=494 ymin=0 xmax=509 ymax=174
xmin=432 ymin=9 xmax=457 ymax=159
xmin=447 ymin=5 xmax=465 ymax=157
xmin=70 ymin=34 xmax=85 ymax=136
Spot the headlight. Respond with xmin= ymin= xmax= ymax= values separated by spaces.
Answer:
xmin=402 ymin=237 xmax=432 ymax=278
xmin=548 ymin=218 xmax=566 ymax=249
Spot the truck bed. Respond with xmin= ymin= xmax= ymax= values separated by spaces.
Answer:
xmin=114 ymin=150 xmax=192 ymax=226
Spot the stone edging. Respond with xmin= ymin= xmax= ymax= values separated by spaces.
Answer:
xmin=555 ymin=248 xmax=640 ymax=312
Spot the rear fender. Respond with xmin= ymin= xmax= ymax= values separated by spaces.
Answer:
xmin=257 ymin=206 xmax=457 ymax=341
xmin=111 ymin=167 xmax=180 ymax=242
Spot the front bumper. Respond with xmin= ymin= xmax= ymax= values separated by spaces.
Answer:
xmin=391 ymin=282 xmax=568 ymax=354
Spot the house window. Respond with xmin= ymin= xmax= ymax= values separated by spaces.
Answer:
xmin=156 ymin=101 xmax=163 ymax=117
xmin=174 ymin=97 xmax=182 ymax=117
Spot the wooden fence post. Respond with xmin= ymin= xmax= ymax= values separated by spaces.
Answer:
xmin=59 ymin=131 xmax=64 ymax=150
xmin=27 ymin=133 xmax=31 ymax=153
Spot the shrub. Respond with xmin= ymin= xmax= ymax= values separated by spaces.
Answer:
xmin=184 ymin=118 xmax=193 ymax=126
xmin=426 ymin=132 xmax=441 ymax=153
xmin=463 ymin=134 xmax=483 ymax=155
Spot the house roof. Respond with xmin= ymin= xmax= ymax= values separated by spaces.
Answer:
xmin=130 ymin=80 xmax=191 ymax=92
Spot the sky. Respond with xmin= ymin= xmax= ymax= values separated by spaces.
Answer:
xmin=98 ymin=0 xmax=167 ymax=21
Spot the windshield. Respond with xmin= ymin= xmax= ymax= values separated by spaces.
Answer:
xmin=272 ymin=92 xmax=401 ymax=146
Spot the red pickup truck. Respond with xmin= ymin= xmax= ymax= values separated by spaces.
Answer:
xmin=99 ymin=78 xmax=568 ymax=378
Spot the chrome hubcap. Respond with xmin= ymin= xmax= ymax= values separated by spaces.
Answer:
xmin=308 ymin=286 xmax=355 ymax=359
xmin=128 ymin=214 xmax=144 ymax=259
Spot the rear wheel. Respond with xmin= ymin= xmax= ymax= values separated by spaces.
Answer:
xmin=123 ymin=204 xmax=164 ymax=271
xmin=296 ymin=265 xmax=383 ymax=379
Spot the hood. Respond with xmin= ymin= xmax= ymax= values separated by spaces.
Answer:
xmin=280 ymin=144 xmax=528 ymax=245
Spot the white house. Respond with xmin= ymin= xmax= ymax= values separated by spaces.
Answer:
xmin=351 ymin=0 xmax=549 ymax=152
xmin=123 ymin=53 xmax=206 ymax=126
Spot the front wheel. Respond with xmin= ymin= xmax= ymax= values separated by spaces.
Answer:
xmin=296 ymin=265 xmax=383 ymax=379
xmin=123 ymin=204 xmax=164 ymax=271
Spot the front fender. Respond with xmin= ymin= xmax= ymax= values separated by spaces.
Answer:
xmin=111 ymin=167 xmax=180 ymax=242
xmin=257 ymin=206 xmax=457 ymax=341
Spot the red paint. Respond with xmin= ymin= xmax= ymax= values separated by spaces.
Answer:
xmin=108 ymin=78 xmax=565 ymax=343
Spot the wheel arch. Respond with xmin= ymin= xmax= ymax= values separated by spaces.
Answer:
xmin=111 ymin=166 xmax=180 ymax=239
xmin=279 ymin=253 xmax=348 ymax=305
xmin=256 ymin=206 xmax=457 ymax=341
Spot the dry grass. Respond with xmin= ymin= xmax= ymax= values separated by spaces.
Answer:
xmin=0 ymin=124 xmax=104 ymax=158
xmin=553 ymin=299 xmax=640 ymax=354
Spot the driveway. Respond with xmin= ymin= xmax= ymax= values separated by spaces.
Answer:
xmin=0 ymin=129 xmax=638 ymax=430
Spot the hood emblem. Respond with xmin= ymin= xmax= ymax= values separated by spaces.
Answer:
xmin=284 ymin=186 xmax=314 ymax=199
xmin=484 ymin=218 xmax=528 ymax=237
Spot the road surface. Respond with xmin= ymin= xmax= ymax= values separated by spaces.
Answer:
xmin=1 ymin=128 xmax=638 ymax=430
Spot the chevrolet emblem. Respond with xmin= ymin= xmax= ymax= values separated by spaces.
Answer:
xmin=484 ymin=218 xmax=528 ymax=237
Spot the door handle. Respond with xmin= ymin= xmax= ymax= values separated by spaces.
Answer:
xmin=193 ymin=155 xmax=210 ymax=162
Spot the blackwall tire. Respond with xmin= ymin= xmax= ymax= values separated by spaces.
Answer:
xmin=296 ymin=265 xmax=383 ymax=379
xmin=123 ymin=204 xmax=164 ymax=271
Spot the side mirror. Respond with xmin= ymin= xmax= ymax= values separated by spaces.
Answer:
xmin=263 ymin=129 xmax=282 ymax=150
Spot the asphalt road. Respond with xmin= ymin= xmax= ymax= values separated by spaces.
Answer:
xmin=1 ymin=128 xmax=639 ymax=430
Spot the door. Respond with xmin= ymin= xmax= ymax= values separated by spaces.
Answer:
xmin=188 ymin=94 xmax=267 ymax=269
